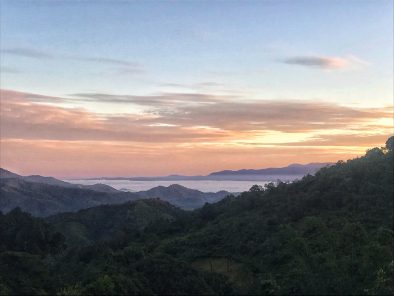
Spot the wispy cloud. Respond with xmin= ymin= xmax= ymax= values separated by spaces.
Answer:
xmin=1 ymin=48 xmax=53 ymax=59
xmin=76 ymin=57 xmax=139 ymax=67
xmin=69 ymin=92 xmax=231 ymax=106
xmin=1 ymin=47 xmax=142 ymax=73
xmin=0 ymin=89 xmax=68 ymax=103
xmin=68 ymin=91 xmax=392 ymax=132
xmin=2 ymin=89 xmax=392 ymax=143
xmin=160 ymin=82 xmax=226 ymax=91
xmin=280 ymin=55 xmax=368 ymax=70
xmin=75 ymin=56 xmax=144 ymax=75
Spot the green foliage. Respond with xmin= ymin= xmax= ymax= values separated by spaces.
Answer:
xmin=0 ymin=208 xmax=66 ymax=255
xmin=56 ymin=284 xmax=84 ymax=296
xmin=385 ymin=136 xmax=393 ymax=152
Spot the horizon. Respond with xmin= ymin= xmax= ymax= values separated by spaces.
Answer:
xmin=1 ymin=160 xmax=334 ymax=179
xmin=1 ymin=0 xmax=393 ymax=178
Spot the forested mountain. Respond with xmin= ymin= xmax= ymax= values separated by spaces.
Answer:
xmin=136 ymin=184 xmax=230 ymax=210
xmin=46 ymin=199 xmax=187 ymax=246
xmin=0 ymin=137 xmax=392 ymax=295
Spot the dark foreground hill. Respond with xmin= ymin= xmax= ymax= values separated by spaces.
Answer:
xmin=46 ymin=199 xmax=187 ymax=246
xmin=0 ymin=137 xmax=392 ymax=295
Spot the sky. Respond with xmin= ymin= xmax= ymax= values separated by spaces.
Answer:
xmin=0 ymin=0 xmax=393 ymax=178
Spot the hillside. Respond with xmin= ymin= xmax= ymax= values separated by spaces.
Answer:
xmin=0 ymin=178 xmax=140 ymax=216
xmin=0 ymin=137 xmax=392 ymax=295
xmin=47 ymin=199 xmax=187 ymax=246
xmin=136 ymin=184 xmax=230 ymax=210
xmin=0 ymin=171 xmax=231 ymax=214
xmin=154 ymin=137 xmax=393 ymax=294
xmin=0 ymin=169 xmax=118 ymax=193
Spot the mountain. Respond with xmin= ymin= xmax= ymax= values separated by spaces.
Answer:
xmin=0 ymin=168 xmax=21 ymax=179
xmin=86 ymin=162 xmax=332 ymax=182
xmin=0 ymin=170 xmax=231 ymax=214
xmin=47 ymin=199 xmax=186 ymax=246
xmin=136 ymin=184 xmax=231 ymax=210
xmin=209 ymin=162 xmax=332 ymax=177
xmin=0 ymin=178 xmax=140 ymax=217
xmin=0 ymin=168 xmax=118 ymax=193
xmin=0 ymin=137 xmax=393 ymax=295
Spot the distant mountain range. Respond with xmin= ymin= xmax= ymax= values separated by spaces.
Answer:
xmin=0 ymin=163 xmax=331 ymax=216
xmin=0 ymin=168 xmax=118 ymax=193
xmin=209 ymin=162 xmax=332 ymax=176
xmin=85 ymin=162 xmax=332 ymax=181
xmin=0 ymin=168 xmax=230 ymax=216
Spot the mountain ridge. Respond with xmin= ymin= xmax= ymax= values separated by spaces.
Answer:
xmin=0 ymin=170 xmax=232 ymax=215
xmin=209 ymin=162 xmax=332 ymax=176
xmin=73 ymin=162 xmax=332 ymax=181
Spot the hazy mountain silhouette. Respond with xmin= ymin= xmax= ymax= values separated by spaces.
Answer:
xmin=209 ymin=162 xmax=332 ymax=176
xmin=0 ymin=168 xmax=118 ymax=193
xmin=0 ymin=169 xmax=231 ymax=215
xmin=89 ymin=162 xmax=332 ymax=181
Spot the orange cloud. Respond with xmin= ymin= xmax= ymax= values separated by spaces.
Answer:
xmin=0 ymin=89 xmax=392 ymax=177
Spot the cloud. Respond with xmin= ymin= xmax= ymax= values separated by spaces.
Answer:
xmin=2 ymin=89 xmax=391 ymax=177
xmin=1 ymin=48 xmax=53 ymax=59
xmin=160 ymin=82 xmax=227 ymax=92
xmin=280 ymin=55 xmax=365 ymax=70
xmin=69 ymin=92 xmax=232 ymax=106
xmin=0 ymin=89 xmax=229 ymax=143
xmin=0 ymin=89 xmax=68 ymax=103
xmin=1 ymin=47 xmax=142 ymax=72
xmin=74 ymin=57 xmax=144 ymax=74
xmin=76 ymin=57 xmax=139 ymax=67
xmin=68 ymin=91 xmax=390 ymax=133
xmin=157 ymin=100 xmax=391 ymax=132
xmin=1 ymin=89 xmax=392 ymax=143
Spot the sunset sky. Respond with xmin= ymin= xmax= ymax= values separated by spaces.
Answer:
xmin=0 ymin=0 xmax=393 ymax=178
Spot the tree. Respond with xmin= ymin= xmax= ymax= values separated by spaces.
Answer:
xmin=385 ymin=136 xmax=393 ymax=152
xmin=365 ymin=147 xmax=384 ymax=158
xmin=249 ymin=185 xmax=264 ymax=192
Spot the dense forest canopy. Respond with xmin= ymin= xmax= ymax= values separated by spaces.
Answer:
xmin=0 ymin=137 xmax=393 ymax=295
